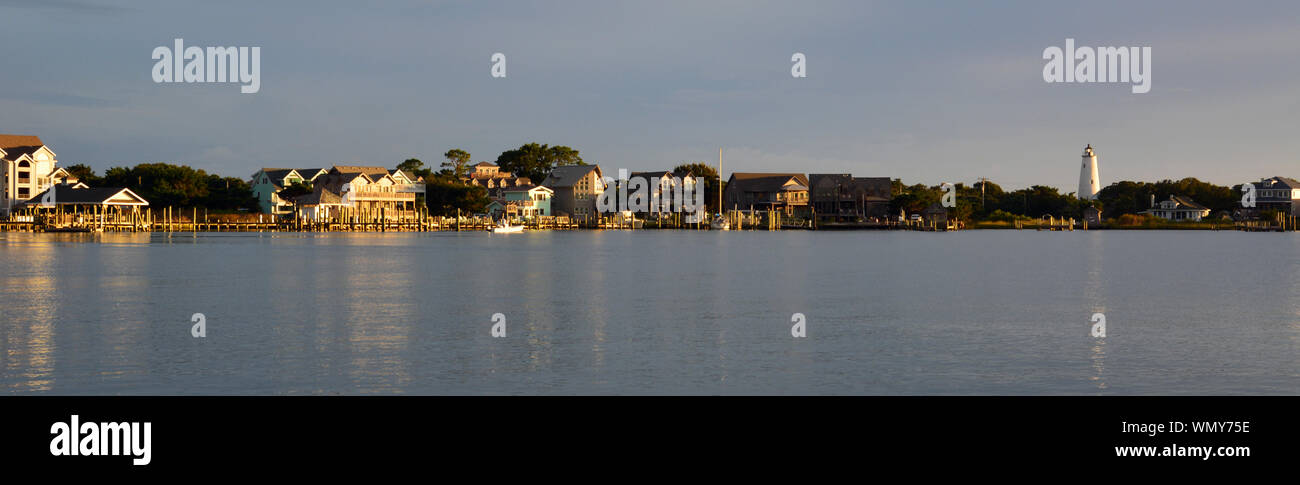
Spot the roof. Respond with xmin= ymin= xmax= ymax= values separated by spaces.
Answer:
xmin=1167 ymin=195 xmax=1209 ymax=211
xmin=726 ymin=172 xmax=810 ymax=193
xmin=474 ymin=161 xmax=498 ymax=167
xmin=1256 ymin=176 xmax=1300 ymax=190
xmin=297 ymin=168 xmax=325 ymax=180
xmin=24 ymin=184 xmax=149 ymax=206
xmin=503 ymin=184 xmax=552 ymax=193
xmin=542 ymin=165 xmax=602 ymax=188
xmin=631 ymin=171 xmax=674 ymax=180
xmin=0 ymin=134 xmax=46 ymax=159
xmin=256 ymin=169 xmax=300 ymax=187
xmin=294 ymin=187 xmax=344 ymax=206
xmin=854 ymin=177 xmax=892 ymax=200
xmin=331 ymin=165 xmax=392 ymax=181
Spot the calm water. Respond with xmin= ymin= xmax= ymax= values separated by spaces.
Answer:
xmin=0 ymin=229 xmax=1296 ymax=395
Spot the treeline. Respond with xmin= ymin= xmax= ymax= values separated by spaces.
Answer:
xmin=399 ymin=142 xmax=588 ymax=216
xmin=890 ymin=179 xmax=1092 ymax=222
xmin=64 ymin=163 xmax=258 ymax=211
xmin=891 ymin=177 xmax=1241 ymax=222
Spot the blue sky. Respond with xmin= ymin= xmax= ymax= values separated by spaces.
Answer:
xmin=2 ymin=0 xmax=1298 ymax=192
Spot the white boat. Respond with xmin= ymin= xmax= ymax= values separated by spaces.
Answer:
xmin=490 ymin=222 xmax=524 ymax=233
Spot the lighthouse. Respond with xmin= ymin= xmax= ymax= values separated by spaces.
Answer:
xmin=1078 ymin=144 xmax=1100 ymax=200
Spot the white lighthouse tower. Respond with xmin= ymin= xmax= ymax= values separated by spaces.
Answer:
xmin=1078 ymin=144 xmax=1101 ymax=200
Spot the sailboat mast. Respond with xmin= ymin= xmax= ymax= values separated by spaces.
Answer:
xmin=718 ymin=147 xmax=723 ymax=213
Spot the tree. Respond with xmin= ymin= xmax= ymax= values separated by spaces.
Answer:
xmin=673 ymin=162 xmax=726 ymax=213
xmin=1095 ymin=178 xmax=1234 ymax=220
xmin=278 ymin=181 xmax=313 ymax=201
xmin=63 ymin=163 xmax=101 ymax=186
xmin=99 ymin=162 xmax=257 ymax=211
xmin=441 ymin=150 xmax=472 ymax=179
xmin=494 ymin=143 xmax=585 ymax=182
xmin=424 ymin=176 xmax=489 ymax=216
xmin=397 ymin=158 xmax=429 ymax=179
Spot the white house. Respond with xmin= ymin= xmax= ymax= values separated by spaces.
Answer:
xmin=1 ymin=134 xmax=66 ymax=217
xmin=1142 ymin=194 xmax=1211 ymax=221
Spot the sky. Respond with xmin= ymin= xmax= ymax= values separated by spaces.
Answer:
xmin=2 ymin=0 xmax=1298 ymax=192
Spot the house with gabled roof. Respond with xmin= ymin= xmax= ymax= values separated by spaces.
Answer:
xmin=250 ymin=168 xmax=313 ymax=214
xmin=542 ymin=165 xmax=604 ymax=219
xmin=808 ymin=174 xmax=891 ymax=222
xmin=462 ymin=161 xmax=529 ymax=192
xmin=292 ymin=165 xmax=420 ymax=221
xmin=1252 ymin=176 xmax=1300 ymax=217
xmin=1 ymin=134 xmax=67 ymax=216
xmin=721 ymin=172 xmax=810 ymax=216
xmin=1142 ymin=194 xmax=1211 ymax=221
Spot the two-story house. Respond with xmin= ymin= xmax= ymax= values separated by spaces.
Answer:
xmin=722 ymin=172 xmax=810 ymax=217
xmin=294 ymin=165 xmax=421 ymax=221
xmin=1 ymin=134 xmax=64 ymax=217
xmin=542 ymin=165 xmax=604 ymax=220
xmin=1252 ymin=176 xmax=1300 ymax=217
xmin=808 ymin=174 xmax=893 ymax=222
xmin=250 ymin=168 xmax=325 ymax=214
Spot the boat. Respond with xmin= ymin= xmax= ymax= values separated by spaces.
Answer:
xmin=489 ymin=220 xmax=524 ymax=233
xmin=710 ymin=213 xmax=730 ymax=230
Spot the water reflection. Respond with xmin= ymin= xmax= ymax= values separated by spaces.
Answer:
xmin=1090 ymin=340 xmax=1107 ymax=391
xmin=6 ymin=241 xmax=58 ymax=391
xmin=1083 ymin=233 xmax=1107 ymax=391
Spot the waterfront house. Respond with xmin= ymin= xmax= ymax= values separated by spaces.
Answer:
xmin=1251 ymin=176 xmax=1300 ymax=217
xmin=721 ymin=172 xmax=810 ymax=217
xmin=294 ymin=165 xmax=421 ymax=221
xmin=1 ymin=134 xmax=66 ymax=217
xmin=542 ymin=165 xmax=605 ymax=220
xmin=1142 ymin=194 xmax=1211 ymax=221
xmin=502 ymin=184 xmax=553 ymax=218
xmin=607 ymin=170 xmax=700 ymax=218
xmin=808 ymin=174 xmax=892 ymax=222
xmin=250 ymin=168 xmax=323 ymax=215
xmin=463 ymin=161 xmax=529 ymax=193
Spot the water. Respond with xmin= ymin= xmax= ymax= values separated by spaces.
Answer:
xmin=0 ymin=230 xmax=1296 ymax=395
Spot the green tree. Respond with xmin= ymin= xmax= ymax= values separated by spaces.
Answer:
xmin=441 ymin=150 xmax=472 ymax=178
xmin=424 ymin=175 xmax=489 ymax=216
xmin=63 ymin=163 xmax=101 ymax=186
xmin=398 ymin=158 xmax=429 ymax=179
xmin=278 ymin=181 xmax=313 ymax=201
xmin=495 ymin=143 xmax=585 ymax=182
xmin=99 ymin=163 xmax=257 ymax=211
